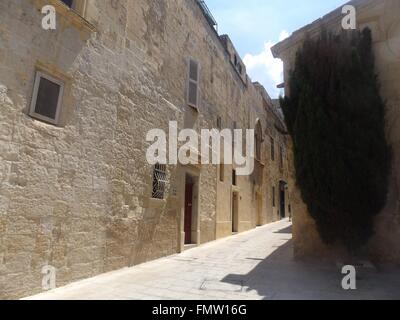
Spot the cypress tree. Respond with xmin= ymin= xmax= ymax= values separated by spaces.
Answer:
xmin=281 ymin=28 xmax=391 ymax=252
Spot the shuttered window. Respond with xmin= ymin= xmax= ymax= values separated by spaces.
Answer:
xmin=187 ymin=59 xmax=199 ymax=109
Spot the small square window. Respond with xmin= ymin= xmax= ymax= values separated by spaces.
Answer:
xmin=29 ymin=71 xmax=64 ymax=125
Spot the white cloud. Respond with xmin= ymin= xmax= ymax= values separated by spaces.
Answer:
xmin=279 ymin=30 xmax=290 ymax=42
xmin=243 ymin=30 xmax=289 ymax=98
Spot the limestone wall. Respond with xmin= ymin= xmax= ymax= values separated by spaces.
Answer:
xmin=0 ymin=0 xmax=290 ymax=299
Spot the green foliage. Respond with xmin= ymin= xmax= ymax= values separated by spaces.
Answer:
xmin=281 ymin=28 xmax=391 ymax=251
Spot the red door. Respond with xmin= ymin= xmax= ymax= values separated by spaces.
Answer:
xmin=184 ymin=183 xmax=193 ymax=244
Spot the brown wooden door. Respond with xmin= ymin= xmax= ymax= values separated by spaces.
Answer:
xmin=184 ymin=183 xmax=193 ymax=244
xmin=232 ymin=193 xmax=238 ymax=233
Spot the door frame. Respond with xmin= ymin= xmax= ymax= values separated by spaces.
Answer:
xmin=279 ymin=181 xmax=287 ymax=219
xmin=179 ymin=166 xmax=200 ymax=252
xmin=255 ymin=192 xmax=262 ymax=226
xmin=231 ymin=191 xmax=239 ymax=233
xmin=184 ymin=181 xmax=194 ymax=244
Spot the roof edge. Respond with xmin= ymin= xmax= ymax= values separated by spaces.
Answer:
xmin=271 ymin=0 xmax=373 ymax=58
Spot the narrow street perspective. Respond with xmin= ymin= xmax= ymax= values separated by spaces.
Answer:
xmin=1 ymin=0 xmax=400 ymax=304
xmin=25 ymin=219 xmax=400 ymax=300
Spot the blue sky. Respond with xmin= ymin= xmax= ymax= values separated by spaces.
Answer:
xmin=206 ymin=0 xmax=348 ymax=97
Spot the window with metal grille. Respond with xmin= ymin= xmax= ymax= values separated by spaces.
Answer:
xmin=152 ymin=164 xmax=167 ymax=199
xmin=29 ymin=71 xmax=64 ymax=125
xmin=187 ymin=59 xmax=199 ymax=109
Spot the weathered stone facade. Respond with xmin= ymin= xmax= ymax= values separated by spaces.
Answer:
xmin=272 ymin=0 xmax=400 ymax=263
xmin=0 ymin=0 xmax=290 ymax=299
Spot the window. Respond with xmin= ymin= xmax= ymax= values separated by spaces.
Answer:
xmin=232 ymin=121 xmax=237 ymax=151
xmin=220 ymin=163 xmax=225 ymax=182
xmin=152 ymin=164 xmax=167 ymax=199
xmin=255 ymin=121 xmax=263 ymax=161
xmin=187 ymin=59 xmax=199 ymax=109
xmin=61 ymin=0 xmax=74 ymax=8
xmin=217 ymin=116 xmax=222 ymax=130
xmin=232 ymin=170 xmax=237 ymax=186
xmin=279 ymin=146 xmax=284 ymax=169
xmin=272 ymin=186 xmax=276 ymax=207
xmin=270 ymin=136 xmax=275 ymax=161
xmin=59 ymin=0 xmax=88 ymax=18
xmin=29 ymin=71 xmax=64 ymax=125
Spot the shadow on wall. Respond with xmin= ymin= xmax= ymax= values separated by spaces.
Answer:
xmin=221 ymin=239 xmax=400 ymax=300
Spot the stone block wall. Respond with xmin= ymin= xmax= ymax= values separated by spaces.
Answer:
xmin=0 ymin=0 xmax=290 ymax=299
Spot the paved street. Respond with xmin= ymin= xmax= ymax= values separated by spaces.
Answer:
xmin=25 ymin=219 xmax=400 ymax=300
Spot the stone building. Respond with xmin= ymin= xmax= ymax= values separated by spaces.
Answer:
xmin=0 ymin=0 xmax=290 ymax=299
xmin=272 ymin=0 xmax=400 ymax=262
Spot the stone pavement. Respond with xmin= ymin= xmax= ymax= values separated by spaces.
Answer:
xmin=25 ymin=219 xmax=400 ymax=300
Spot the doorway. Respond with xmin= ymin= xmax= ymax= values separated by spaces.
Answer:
xmin=184 ymin=175 xmax=194 ymax=244
xmin=256 ymin=193 xmax=262 ymax=226
xmin=232 ymin=192 xmax=239 ymax=233
xmin=279 ymin=181 xmax=287 ymax=219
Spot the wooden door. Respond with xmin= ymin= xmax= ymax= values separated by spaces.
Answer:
xmin=184 ymin=183 xmax=193 ymax=244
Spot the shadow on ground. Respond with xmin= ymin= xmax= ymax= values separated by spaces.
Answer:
xmin=273 ymin=225 xmax=292 ymax=234
xmin=221 ymin=237 xmax=400 ymax=300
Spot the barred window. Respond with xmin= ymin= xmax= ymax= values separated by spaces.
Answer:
xmin=152 ymin=164 xmax=167 ymax=199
